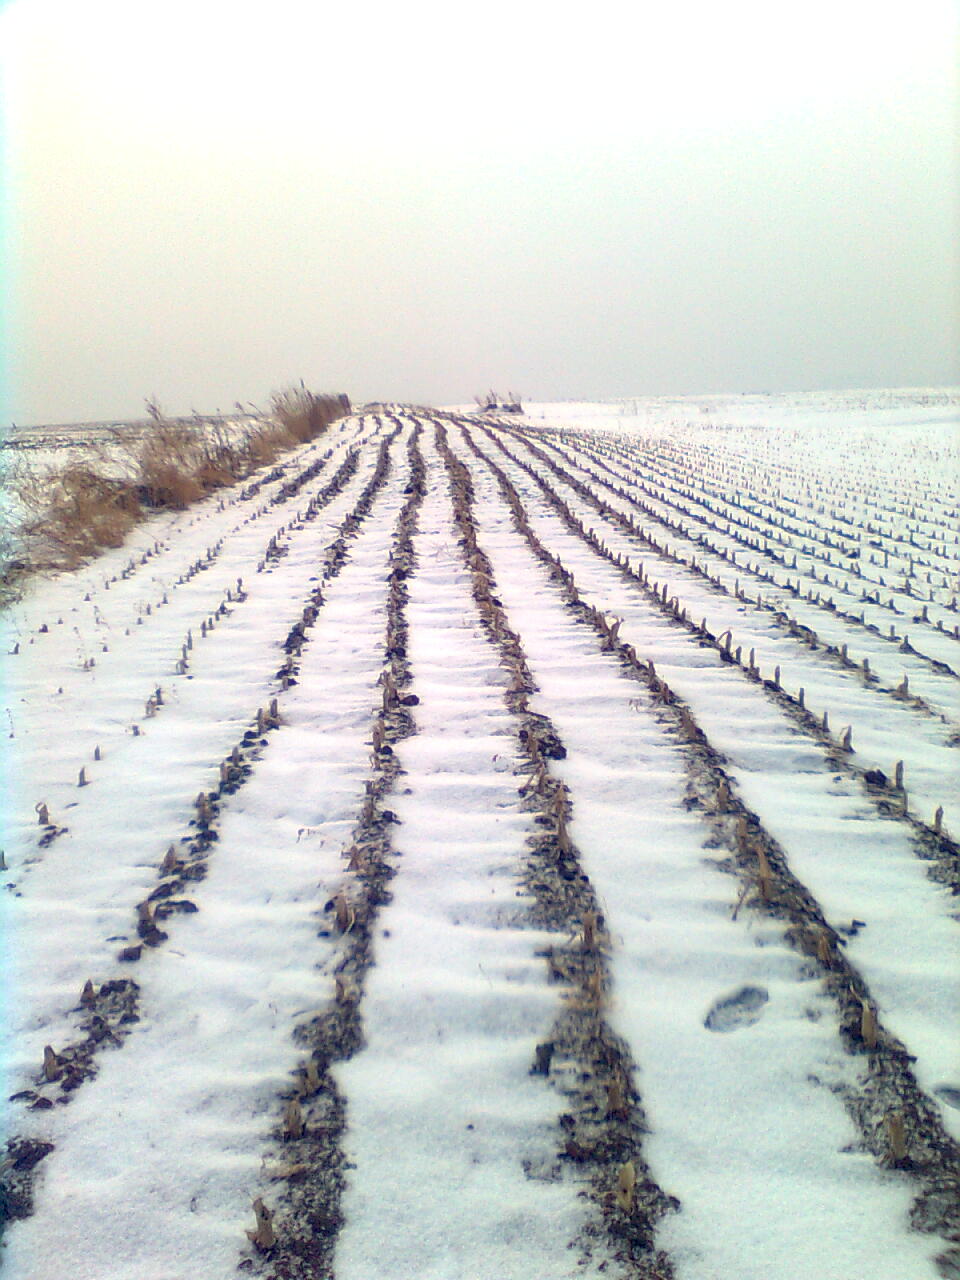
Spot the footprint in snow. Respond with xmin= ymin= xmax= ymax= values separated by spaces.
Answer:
xmin=704 ymin=985 xmax=769 ymax=1033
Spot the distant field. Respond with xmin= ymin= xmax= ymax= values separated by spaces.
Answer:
xmin=1 ymin=413 xmax=253 ymax=447
xmin=1 ymin=393 xmax=958 ymax=1280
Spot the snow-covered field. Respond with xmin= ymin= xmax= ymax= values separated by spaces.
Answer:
xmin=1 ymin=392 xmax=958 ymax=1279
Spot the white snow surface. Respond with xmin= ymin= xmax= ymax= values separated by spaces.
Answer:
xmin=333 ymin=453 xmax=590 ymax=1279
xmin=452 ymin=426 xmax=944 ymax=1278
xmin=1 ymin=392 xmax=957 ymax=1279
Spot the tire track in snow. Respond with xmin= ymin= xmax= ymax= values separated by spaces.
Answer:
xmin=329 ymin=427 xmax=595 ymax=1279
xmin=446 ymin=417 xmax=960 ymax=1278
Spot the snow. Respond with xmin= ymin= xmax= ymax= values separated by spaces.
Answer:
xmin=1 ymin=419 xmax=403 ymax=1278
xmin=451 ymin=424 xmax=944 ymax=1279
xmin=2 ymin=392 xmax=957 ymax=1279
xmin=334 ymin=465 xmax=590 ymax=1277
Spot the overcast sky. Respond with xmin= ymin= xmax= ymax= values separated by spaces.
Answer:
xmin=1 ymin=0 xmax=957 ymax=424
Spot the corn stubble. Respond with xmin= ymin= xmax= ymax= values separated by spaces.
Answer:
xmin=241 ymin=419 xmax=419 ymax=1276
xmin=447 ymin=409 xmax=960 ymax=1275
xmin=8 ymin=409 xmax=956 ymax=1276
xmin=434 ymin=420 xmax=680 ymax=1275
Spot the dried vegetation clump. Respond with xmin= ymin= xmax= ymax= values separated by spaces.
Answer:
xmin=4 ymin=389 xmax=350 ymax=583
xmin=270 ymin=388 xmax=350 ymax=445
xmin=3 ymin=452 xmax=142 ymax=585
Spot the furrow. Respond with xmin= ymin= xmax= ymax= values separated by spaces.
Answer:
xmin=445 ymin=416 xmax=960 ymax=1278
xmin=0 ymin=427 xmax=406 ymax=1241
xmin=520 ymin=426 xmax=960 ymax=719
xmin=242 ymin=417 xmax=427 ymax=1279
xmin=466 ymin=419 xmax=959 ymax=867
xmin=414 ymin=420 xmax=679 ymax=1277
xmin=2 ymin=422 xmax=385 ymax=855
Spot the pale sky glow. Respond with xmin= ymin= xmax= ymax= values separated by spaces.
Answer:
xmin=1 ymin=0 xmax=957 ymax=422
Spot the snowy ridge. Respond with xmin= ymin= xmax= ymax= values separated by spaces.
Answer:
xmin=1 ymin=399 xmax=957 ymax=1279
xmin=447 ymin=423 xmax=940 ymax=1280
xmin=335 ymin=429 xmax=592 ymax=1279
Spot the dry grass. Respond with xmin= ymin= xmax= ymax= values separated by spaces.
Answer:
xmin=0 ymin=478 xmax=28 ymax=606
xmin=2 ymin=388 xmax=349 ymax=586
xmin=8 ymin=455 xmax=142 ymax=572
xmin=270 ymin=388 xmax=349 ymax=444
xmin=135 ymin=424 xmax=208 ymax=509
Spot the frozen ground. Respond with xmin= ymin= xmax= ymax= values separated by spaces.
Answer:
xmin=1 ymin=390 xmax=958 ymax=1279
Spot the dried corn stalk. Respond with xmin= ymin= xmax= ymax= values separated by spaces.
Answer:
xmin=756 ymin=846 xmax=772 ymax=900
xmin=43 ymin=1045 xmax=64 ymax=1082
xmin=606 ymin=1075 xmax=628 ymax=1119
xmin=716 ymin=780 xmax=730 ymax=813
xmin=582 ymin=911 xmax=597 ymax=950
xmin=282 ymin=1097 xmax=304 ymax=1140
xmin=860 ymin=998 xmax=878 ymax=1050
xmin=885 ymin=1112 xmax=907 ymax=1162
xmin=297 ymin=1059 xmax=321 ymax=1096
xmin=615 ymin=1160 xmax=636 ymax=1212
xmin=333 ymin=893 xmax=354 ymax=934
xmin=246 ymin=1198 xmax=277 ymax=1250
